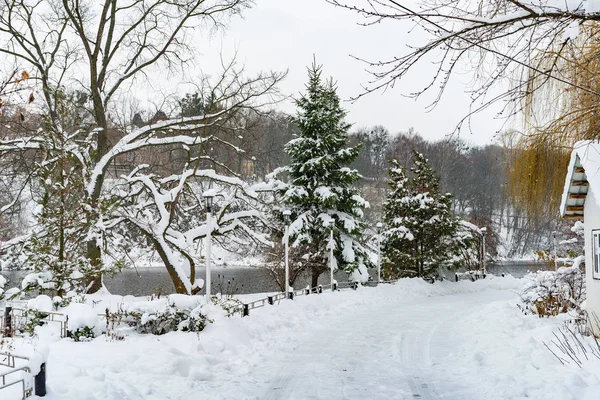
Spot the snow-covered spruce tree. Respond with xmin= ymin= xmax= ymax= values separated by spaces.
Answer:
xmin=382 ymin=152 xmax=472 ymax=279
xmin=276 ymin=61 xmax=371 ymax=287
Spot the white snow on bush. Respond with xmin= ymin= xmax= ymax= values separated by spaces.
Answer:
xmin=65 ymin=303 xmax=99 ymax=331
xmin=27 ymin=295 xmax=53 ymax=312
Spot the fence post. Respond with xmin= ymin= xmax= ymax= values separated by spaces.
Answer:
xmin=34 ymin=362 xmax=46 ymax=397
xmin=455 ymin=274 xmax=458 ymax=282
xmin=268 ymin=296 xmax=274 ymax=305
xmin=288 ymin=291 xmax=294 ymax=300
xmin=318 ymin=285 xmax=323 ymax=294
xmin=305 ymin=288 xmax=310 ymax=295
xmin=332 ymin=282 xmax=337 ymax=291
xmin=243 ymin=304 xmax=249 ymax=317
xmin=3 ymin=306 xmax=12 ymax=337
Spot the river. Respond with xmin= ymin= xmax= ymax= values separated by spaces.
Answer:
xmin=0 ymin=261 xmax=548 ymax=296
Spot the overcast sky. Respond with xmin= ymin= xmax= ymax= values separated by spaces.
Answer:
xmin=201 ymin=0 xmax=508 ymax=146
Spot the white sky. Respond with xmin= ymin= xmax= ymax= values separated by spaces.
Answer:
xmin=198 ymin=0 xmax=509 ymax=146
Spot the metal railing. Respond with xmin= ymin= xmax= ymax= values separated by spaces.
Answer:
xmin=241 ymin=279 xmax=398 ymax=317
xmin=0 ymin=350 xmax=46 ymax=399
xmin=0 ymin=366 xmax=32 ymax=400
xmin=0 ymin=350 xmax=33 ymax=400
xmin=0 ymin=353 xmax=30 ymax=369
xmin=455 ymin=271 xmax=487 ymax=282
xmin=1 ymin=307 xmax=68 ymax=339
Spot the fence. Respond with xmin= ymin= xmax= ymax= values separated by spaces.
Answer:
xmin=0 ymin=306 xmax=57 ymax=399
xmin=241 ymin=280 xmax=398 ymax=317
xmin=455 ymin=271 xmax=488 ymax=282
xmin=0 ymin=351 xmax=45 ymax=399
xmin=1 ymin=307 xmax=68 ymax=339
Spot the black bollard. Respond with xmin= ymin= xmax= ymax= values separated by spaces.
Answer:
xmin=305 ymin=288 xmax=310 ymax=295
xmin=318 ymin=285 xmax=323 ymax=294
xmin=268 ymin=296 xmax=274 ymax=305
xmin=288 ymin=291 xmax=294 ymax=300
xmin=455 ymin=274 xmax=458 ymax=282
xmin=4 ymin=306 xmax=12 ymax=337
xmin=34 ymin=363 xmax=46 ymax=396
xmin=332 ymin=283 xmax=337 ymax=291
xmin=243 ymin=304 xmax=249 ymax=317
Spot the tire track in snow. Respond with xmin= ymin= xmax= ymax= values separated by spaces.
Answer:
xmin=238 ymin=289 xmax=516 ymax=399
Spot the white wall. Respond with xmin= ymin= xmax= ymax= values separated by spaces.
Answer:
xmin=584 ymin=189 xmax=600 ymax=335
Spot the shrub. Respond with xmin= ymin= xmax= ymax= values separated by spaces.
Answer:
xmin=133 ymin=306 xmax=212 ymax=335
xmin=214 ymin=297 xmax=244 ymax=317
xmin=23 ymin=309 xmax=49 ymax=335
xmin=69 ymin=326 xmax=95 ymax=342
xmin=519 ymin=264 xmax=585 ymax=317
xmin=544 ymin=313 xmax=600 ymax=367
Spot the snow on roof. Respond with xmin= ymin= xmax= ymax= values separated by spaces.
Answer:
xmin=560 ymin=141 xmax=600 ymax=218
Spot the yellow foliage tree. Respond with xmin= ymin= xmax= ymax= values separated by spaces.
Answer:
xmin=509 ymin=23 xmax=600 ymax=217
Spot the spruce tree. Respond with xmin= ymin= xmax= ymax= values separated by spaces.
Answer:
xmin=279 ymin=61 xmax=370 ymax=286
xmin=382 ymin=152 xmax=471 ymax=279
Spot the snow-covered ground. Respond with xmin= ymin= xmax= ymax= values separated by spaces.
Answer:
xmin=4 ymin=276 xmax=600 ymax=399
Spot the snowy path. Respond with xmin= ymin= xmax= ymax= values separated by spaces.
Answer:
xmin=22 ymin=277 xmax=600 ymax=400
xmin=230 ymin=290 xmax=513 ymax=400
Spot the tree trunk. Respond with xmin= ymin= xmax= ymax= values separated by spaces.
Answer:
xmin=311 ymin=268 xmax=320 ymax=288
xmin=84 ymin=241 xmax=103 ymax=293
xmin=145 ymin=234 xmax=190 ymax=294
xmin=85 ymin=79 xmax=109 ymax=294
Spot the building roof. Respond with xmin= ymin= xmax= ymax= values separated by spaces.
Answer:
xmin=560 ymin=141 xmax=600 ymax=219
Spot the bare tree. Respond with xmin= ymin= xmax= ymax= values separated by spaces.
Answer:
xmin=0 ymin=1 xmax=284 ymax=292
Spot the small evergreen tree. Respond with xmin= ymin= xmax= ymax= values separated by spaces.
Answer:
xmin=382 ymin=152 xmax=472 ymax=279
xmin=277 ymin=60 xmax=371 ymax=286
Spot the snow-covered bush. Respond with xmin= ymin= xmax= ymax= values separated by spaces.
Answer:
xmin=18 ymin=295 xmax=54 ymax=335
xmin=23 ymin=309 xmax=50 ymax=335
xmin=65 ymin=303 xmax=101 ymax=340
xmin=214 ymin=297 xmax=244 ymax=317
xmin=100 ymin=295 xmax=214 ymax=336
xmin=133 ymin=305 xmax=212 ymax=335
xmin=519 ymin=259 xmax=585 ymax=317
xmin=70 ymin=326 xmax=95 ymax=342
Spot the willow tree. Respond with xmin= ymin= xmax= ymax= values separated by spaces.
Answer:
xmin=508 ymin=24 xmax=600 ymax=216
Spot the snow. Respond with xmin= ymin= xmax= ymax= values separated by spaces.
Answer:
xmin=202 ymin=188 xmax=217 ymax=198
xmin=563 ymin=21 xmax=580 ymax=41
xmin=27 ymin=295 xmax=53 ymax=313
xmin=3 ymin=276 xmax=600 ymax=399
xmin=64 ymin=303 xmax=99 ymax=332
xmin=460 ymin=220 xmax=482 ymax=235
